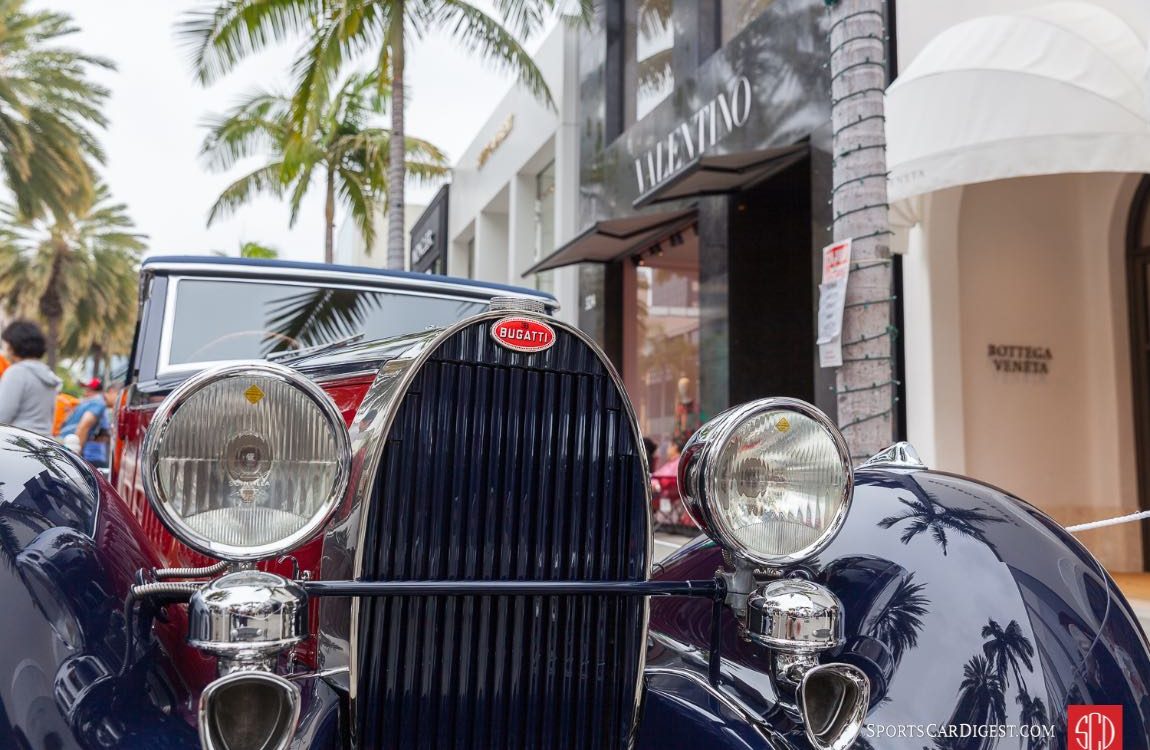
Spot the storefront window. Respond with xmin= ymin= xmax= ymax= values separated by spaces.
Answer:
xmin=628 ymin=233 xmax=701 ymax=467
xmin=721 ymin=0 xmax=774 ymax=44
xmin=534 ymin=161 xmax=556 ymax=294
xmin=625 ymin=0 xmax=674 ymax=125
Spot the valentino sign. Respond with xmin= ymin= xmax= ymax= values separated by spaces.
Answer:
xmin=634 ymin=76 xmax=753 ymax=195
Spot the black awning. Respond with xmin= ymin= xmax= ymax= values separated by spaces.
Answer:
xmin=632 ymin=144 xmax=808 ymax=208
xmin=522 ymin=207 xmax=697 ymax=276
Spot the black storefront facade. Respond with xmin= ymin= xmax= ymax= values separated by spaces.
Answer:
xmin=410 ymin=185 xmax=449 ymax=275
xmin=526 ymin=0 xmax=836 ymax=461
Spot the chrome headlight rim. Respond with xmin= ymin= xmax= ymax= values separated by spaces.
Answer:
xmin=142 ymin=361 xmax=351 ymax=562
xmin=680 ymin=397 xmax=853 ymax=567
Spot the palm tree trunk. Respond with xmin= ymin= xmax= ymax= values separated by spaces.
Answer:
xmin=829 ymin=0 xmax=894 ymax=459
xmin=90 ymin=343 xmax=104 ymax=380
xmin=385 ymin=0 xmax=407 ymax=271
xmin=37 ymin=239 xmax=67 ymax=369
xmin=325 ymin=166 xmax=336 ymax=264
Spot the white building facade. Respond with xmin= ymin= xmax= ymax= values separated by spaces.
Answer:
xmin=333 ymin=202 xmax=425 ymax=268
xmin=888 ymin=0 xmax=1150 ymax=570
xmin=441 ymin=23 xmax=582 ymax=326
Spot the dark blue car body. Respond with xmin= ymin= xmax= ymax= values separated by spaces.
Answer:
xmin=2 ymin=425 xmax=1147 ymax=748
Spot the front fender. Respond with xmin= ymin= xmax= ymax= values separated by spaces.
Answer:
xmin=644 ymin=467 xmax=1150 ymax=748
xmin=0 ymin=426 xmax=198 ymax=749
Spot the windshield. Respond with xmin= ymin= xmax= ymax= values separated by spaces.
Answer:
xmin=165 ymin=278 xmax=487 ymax=367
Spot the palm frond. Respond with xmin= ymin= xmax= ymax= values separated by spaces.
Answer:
xmin=206 ymin=162 xmax=287 ymax=225
xmin=178 ymin=0 xmax=325 ymax=85
xmin=435 ymin=1 xmax=554 ymax=109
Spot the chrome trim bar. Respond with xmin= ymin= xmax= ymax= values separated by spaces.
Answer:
xmin=304 ymin=579 xmax=718 ymax=597
xmin=143 ymin=262 xmax=557 ymax=307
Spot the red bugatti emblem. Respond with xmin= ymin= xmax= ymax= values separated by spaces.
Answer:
xmin=490 ymin=316 xmax=556 ymax=353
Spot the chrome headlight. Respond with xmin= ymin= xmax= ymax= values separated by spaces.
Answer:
xmin=142 ymin=362 xmax=351 ymax=561
xmin=679 ymin=398 xmax=852 ymax=566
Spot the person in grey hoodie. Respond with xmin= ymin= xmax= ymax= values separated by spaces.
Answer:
xmin=0 ymin=320 xmax=61 ymax=435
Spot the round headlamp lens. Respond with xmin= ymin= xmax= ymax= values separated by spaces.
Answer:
xmin=711 ymin=409 xmax=848 ymax=558
xmin=144 ymin=364 xmax=350 ymax=560
xmin=684 ymin=400 xmax=852 ymax=565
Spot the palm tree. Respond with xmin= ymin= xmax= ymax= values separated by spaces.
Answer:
xmin=877 ymin=495 xmax=1003 ymax=554
xmin=0 ymin=183 xmax=146 ymax=367
xmin=826 ymin=0 xmax=894 ymax=457
xmin=239 ymin=241 xmax=279 ymax=259
xmin=981 ymin=618 xmax=1035 ymax=690
xmin=181 ymin=0 xmax=591 ymax=269
xmin=0 ymin=0 xmax=112 ymax=221
xmin=213 ymin=240 xmax=280 ymax=259
xmin=200 ymin=72 xmax=447 ymax=263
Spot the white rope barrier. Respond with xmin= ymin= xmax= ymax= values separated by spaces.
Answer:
xmin=1066 ymin=510 xmax=1150 ymax=533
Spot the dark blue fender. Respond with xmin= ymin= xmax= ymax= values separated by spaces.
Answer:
xmin=638 ymin=467 xmax=1150 ymax=750
xmin=0 ymin=426 xmax=198 ymax=749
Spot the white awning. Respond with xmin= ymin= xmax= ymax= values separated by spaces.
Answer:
xmin=886 ymin=2 xmax=1150 ymax=202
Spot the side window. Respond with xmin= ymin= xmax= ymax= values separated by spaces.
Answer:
xmin=130 ymin=275 xmax=168 ymax=386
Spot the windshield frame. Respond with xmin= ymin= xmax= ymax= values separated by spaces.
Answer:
xmin=156 ymin=275 xmax=490 ymax=377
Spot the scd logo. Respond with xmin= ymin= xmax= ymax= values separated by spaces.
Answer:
xmin=1068 ymin=705 xmax=1122 ymax=750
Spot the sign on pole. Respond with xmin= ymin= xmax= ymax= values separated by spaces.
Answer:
xmin=817 ymin=239 xmax=852 ymax=368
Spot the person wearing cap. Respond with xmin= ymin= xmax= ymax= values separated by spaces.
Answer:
xmin=58 ymin=381 xmax=122 ymax=467
xmin=80 ymin=377 xmax=102 ymax=399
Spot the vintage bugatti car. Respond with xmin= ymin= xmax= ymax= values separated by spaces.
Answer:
xmin=0 ymin=255 xmax=1147 ymax=750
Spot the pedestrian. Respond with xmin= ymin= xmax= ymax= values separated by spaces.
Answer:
xmin=58 ymin=380 xmax=122 ymax=468
xmin=0 ymin=320 xmax=62 ymax=435
xmin=80 ymin=377 xmax=102 ymax=399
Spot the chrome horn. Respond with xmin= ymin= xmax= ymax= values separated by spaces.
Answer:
xmin=799 ymin=663 xmax=870 ymax=750
xmin=746 ymin=579 xmax=870 ymax=750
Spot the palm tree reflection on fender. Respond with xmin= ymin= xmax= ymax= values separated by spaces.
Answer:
xmin=937 ymin=655 xmax=1007 ymax=750
xmin=1015 ymin=691 xmax=1048 ymax=750
xmin=981 ymin=619 xmax=1035 ymax=690
xmin=868 ymin=574 xmax=929 ymax=665
xmin=878 ymin=495 xmax=1004 ymax=555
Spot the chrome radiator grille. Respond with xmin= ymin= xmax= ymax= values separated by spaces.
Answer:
xmin=355 ymin=320 xmax=650 ymax=749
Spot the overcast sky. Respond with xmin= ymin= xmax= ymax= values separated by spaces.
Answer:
xmin=34 ymin=0 xmax=548 ymax=263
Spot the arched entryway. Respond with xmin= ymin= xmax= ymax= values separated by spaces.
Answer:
xmin=1128 ymin=177 xmax=1150 ymax=569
